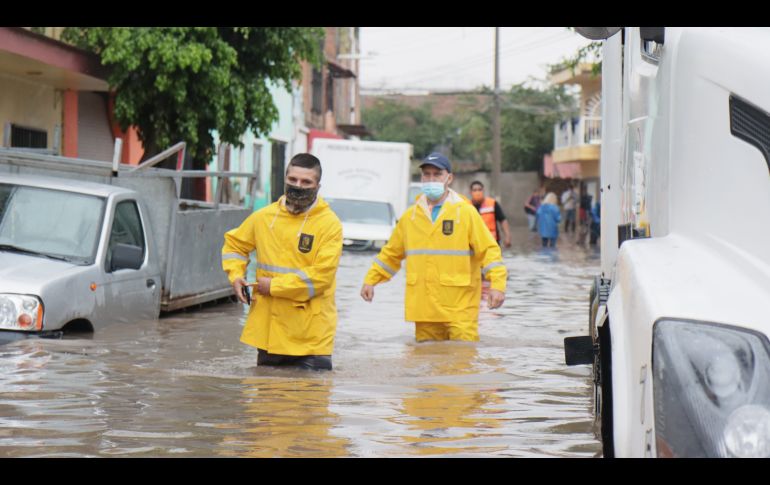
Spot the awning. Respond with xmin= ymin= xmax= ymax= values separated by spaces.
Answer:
xmin=0 ymin=27 xmax=108 ymax=91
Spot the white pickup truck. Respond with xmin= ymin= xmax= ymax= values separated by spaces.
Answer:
xmin=0 ymin=147 xmax=253 ymax=340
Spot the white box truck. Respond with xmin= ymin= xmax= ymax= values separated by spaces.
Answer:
xmin=564 ymin=27 xmax=770 ymax=458
xmin=311 ymin=139 xmax=412 ymax=250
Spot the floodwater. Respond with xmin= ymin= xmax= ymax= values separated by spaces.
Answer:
xmin=0 ymin=227 xmax=602 ymax=458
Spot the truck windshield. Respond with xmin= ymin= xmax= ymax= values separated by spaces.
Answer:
xmin=0 ymin=184 xmax=105 ymax=264
xmin=326 ymin=198 xmax=393 ymax=225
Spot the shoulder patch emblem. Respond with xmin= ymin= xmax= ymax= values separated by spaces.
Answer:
xmin=298 ymin=233 xmax=314 ymax=253
xmin=442 ymin=220 xmax=454 ymax=235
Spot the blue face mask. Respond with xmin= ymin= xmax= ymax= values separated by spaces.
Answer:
xmin=421 ymin=181 xmax=446 ymax=201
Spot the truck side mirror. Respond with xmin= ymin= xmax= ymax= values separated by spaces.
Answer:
xmin=111 ymin=243 xmax=144 ymax=271
xmin=640 ymin=27 xmax=665 ymax=45
xmin=574 ymin=27 xmax=622 ymax=40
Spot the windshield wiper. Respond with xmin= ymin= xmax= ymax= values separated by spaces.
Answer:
xmin=0 ymin=244 xmax=75 ymax=263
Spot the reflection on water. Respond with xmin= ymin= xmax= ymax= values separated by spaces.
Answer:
xmin=392 ymin=343 xmax=507 ymax=456
xmin=0 ymin=228 xmax=601 ymax=457
xmin=219 ymin=377 xmax=349 ymax=458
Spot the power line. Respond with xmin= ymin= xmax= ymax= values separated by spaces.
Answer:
xmin=395 ymin=30 xmax=574 ymax=87
xmin=368 ymin=27 xmax=490 ymax=59
xmin=387 ymin=28 xmax=560 ymax=81
xmin=391 ymin=29 xmax=573 ymax=85
xmin=362 ymin=90 xmax=577 ymax=116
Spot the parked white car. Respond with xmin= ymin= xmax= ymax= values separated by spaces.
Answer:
xmin=408 ymin=182 xmax=422 ymax=206
xmin=325 ymin=197 xmax=395 ymax=251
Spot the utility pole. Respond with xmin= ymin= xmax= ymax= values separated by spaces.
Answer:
xmin=349 ymin=27 xmax=357 ymax=125
xmin=491 ymin=27 xmax=502 ymax=200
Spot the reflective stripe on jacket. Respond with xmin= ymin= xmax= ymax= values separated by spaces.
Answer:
xmin=221 ymin=196 xmax=343 ymax=355
xmin=364 ymin=189 xmax=507 ymax=324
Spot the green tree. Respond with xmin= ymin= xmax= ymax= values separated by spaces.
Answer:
xmin=448 ymin=85 xmax=576 ymax=171
xmin=62 ymin=27 xmax=323 ymax=164
xmin=549 ymin=28 xmax=602 ymax=75
xmin=499 ymin=83 xmax=577 ymax=171
xmin=363 ymin=84 xmax=576 ymax=172
xmin=362 ymin=99 xmax=454 ymax=159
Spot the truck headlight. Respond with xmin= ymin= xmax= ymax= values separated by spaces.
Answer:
xmin=0 ymin=294 xmax=43 ymax=331
xmin=653 ymin=319 xmax=770 ymax=457
xmin=373 ymin=240 xmax=387 ymax=250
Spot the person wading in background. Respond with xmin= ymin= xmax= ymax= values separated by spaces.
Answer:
xmin=469 ymin=180 xmax=511 ymax=249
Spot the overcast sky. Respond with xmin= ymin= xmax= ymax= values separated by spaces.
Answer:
xmin=358 ymin=27 xmax=595 ymax=93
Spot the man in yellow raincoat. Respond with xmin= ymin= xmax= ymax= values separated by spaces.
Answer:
xmin=360 ymin=153 xmax=507 ymax=342
xmin=222 ymin=153 xmax=343 ymax=370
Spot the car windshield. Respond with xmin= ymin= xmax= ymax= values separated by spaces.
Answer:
xmin=408 ymin=185 xmax=422 ymax=204
xmin=326 ymin=198 xmax=393 ymax=225
xmin=0 ymin=183 xmax=105 ymax=264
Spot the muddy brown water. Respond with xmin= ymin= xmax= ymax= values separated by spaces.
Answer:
xmin=0 ymin=228 xmax=601 ymax=457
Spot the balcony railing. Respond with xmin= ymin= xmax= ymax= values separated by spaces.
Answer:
xmin=554 ymin=116 xmax=602 ymax=149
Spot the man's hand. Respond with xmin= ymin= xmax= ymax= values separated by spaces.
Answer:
xmin=504 ymin=236 xmax=512 ymax=248
xmin=232 ymin=277 xmax=249 ymax=304
xmin=360 ymin=284 xmax=375 ymax=302
xmin=256 ymin=277 xmax=272 ymax=296
xmin=487 ymin=289 xmax=505 ymax=309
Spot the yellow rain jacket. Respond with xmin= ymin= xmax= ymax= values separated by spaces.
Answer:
xmin=221 ymin=196 xmax=343 ymax=356
xmin=364 ymin=189 xmax=507 ymax=325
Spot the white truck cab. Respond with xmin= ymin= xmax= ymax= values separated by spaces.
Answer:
xmin=565 ymin=27 xmax=770 ymax=458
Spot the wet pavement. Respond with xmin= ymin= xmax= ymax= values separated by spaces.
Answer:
xmin=0 ymin=227 xmax=602 ymax=457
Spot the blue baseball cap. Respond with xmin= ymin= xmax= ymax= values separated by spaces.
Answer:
xmin=419 ymin=152 xmax=452 ymax=173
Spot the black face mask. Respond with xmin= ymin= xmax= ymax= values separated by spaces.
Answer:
xmin=284 ymin=183 xmax=318 ymax=214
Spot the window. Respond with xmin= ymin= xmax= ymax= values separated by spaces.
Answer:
xmin=312 ymin=67 xmax=323 ymax=114
xmin=7 ymin=124 xmax=47 ymax=149
xmin=0 ymin=184 xmax=104 ymax=264
xmin=270 ymin=141 xmax=287 ymax=202
xmin=326 ymin=198 xmax=394 ymax=225
xmin=326 ymin=74 xmax=334 ymax=114
xmin=106 ymin=200 xmax=145 ymax=272
xmin=252 ymin=143 xmax=263 ymax=192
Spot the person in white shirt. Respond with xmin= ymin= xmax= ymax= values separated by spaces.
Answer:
xmin=560 ymin=183 xmax=577 ymax=234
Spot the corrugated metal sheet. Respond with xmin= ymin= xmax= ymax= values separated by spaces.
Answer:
xmin=77 ymin=92 xmax=114 ymax=162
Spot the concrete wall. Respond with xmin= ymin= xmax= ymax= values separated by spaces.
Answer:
xmin=0 ymin=73 xmax=60 ymax=151
xmin=450 ymin=171 xmax=540 ymax=227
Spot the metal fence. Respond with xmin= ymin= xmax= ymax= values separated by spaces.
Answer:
xmin=554 ymin=116 xmax=602 ymax=149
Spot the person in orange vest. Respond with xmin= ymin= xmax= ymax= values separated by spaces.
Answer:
xmin=469 ymin=181 xmax=511 ymax=248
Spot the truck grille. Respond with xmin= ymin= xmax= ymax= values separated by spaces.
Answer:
xmin=730 ymin=95 xmax=770 ymax=172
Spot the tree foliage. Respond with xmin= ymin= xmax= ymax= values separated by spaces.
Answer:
xmin=499 ymin=83 xmax=577 ymax=171
xmin=62 ymin=27 xmax=323 ymax=163
xmin=363 ymin=83 xmax=577 ymax=172
xmin=548 ymin=28 xmax=602 ymax=76
xmin=361 ymin=99 xmax=454 ymax=160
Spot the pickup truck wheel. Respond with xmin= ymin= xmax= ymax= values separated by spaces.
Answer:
xmin=62 ymin=319 xmax=94 ymax=335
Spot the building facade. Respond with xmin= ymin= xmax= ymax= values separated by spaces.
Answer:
xmin=208 ymin=27 xmax=366 ymax=211
xmin=548 ymin=62 xmax=602 ymax=206
xmin=0 ymin=27 xmax=144 ymax=165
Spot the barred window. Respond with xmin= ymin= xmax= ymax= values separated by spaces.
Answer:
xmin=10 ymin=124 xmax=47 ymax=149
